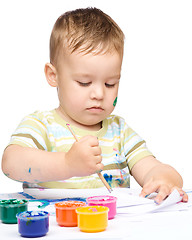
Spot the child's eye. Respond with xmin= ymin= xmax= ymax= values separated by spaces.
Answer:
xmin=105 ymin=83 xmax=115 ymax=88
xmin=77 ymin=81 xmax=91 ymax=87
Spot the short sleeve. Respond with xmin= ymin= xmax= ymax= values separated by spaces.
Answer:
xmin=8 ymin=112 xmax=48 ymax=150
xmin=123 ymin=123 xmax=153 ymax=172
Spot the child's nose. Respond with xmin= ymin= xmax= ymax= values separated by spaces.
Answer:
xmin=90 ymin=85 xmax=104 ymax=100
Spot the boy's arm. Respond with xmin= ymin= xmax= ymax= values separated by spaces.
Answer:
xmin=2 ymin=136 xmax=103 ymax=184
xmin=2 ymin=145 xmax=71 ymax=183
xmin=131 ymin=155 xmax=188 ymax=203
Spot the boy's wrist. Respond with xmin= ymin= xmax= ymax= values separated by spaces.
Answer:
xmin=59 ymin=151 xmax=75 ymax=179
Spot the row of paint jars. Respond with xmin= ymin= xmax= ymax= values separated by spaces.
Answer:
xmin=0 ymin=195 xmax=117 ymax=237
xmin=55 ymin=195 xmax=117 ymax=232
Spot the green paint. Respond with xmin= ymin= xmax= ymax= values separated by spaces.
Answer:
xmin=26 ymin=219 xmax=33 ymax=226
xmin=113 ymin=97 xmax=117 ymax=107
xmin=0 ymin=199 xmax=28 ymax=224
xmin=4 ymin=173 xmax=10 ymax=177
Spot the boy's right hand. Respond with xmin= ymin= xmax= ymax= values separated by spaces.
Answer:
xmin=64 ymin=135 xmax=104 ymax=177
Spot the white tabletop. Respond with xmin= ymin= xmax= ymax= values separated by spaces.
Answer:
xmin=1 ymin=209 xmax=192 ymax=239
xmin=1 ymin=188 xmax=192 ymax=239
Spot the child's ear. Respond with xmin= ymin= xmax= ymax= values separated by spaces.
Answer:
xmin=44 ymin=63 xmax=58 ymax=87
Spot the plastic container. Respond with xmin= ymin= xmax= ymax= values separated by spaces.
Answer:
xmin=76 ymin=206 xmax=109 ymax=232
xmin=55 ymin=201 xmax=86 ymax=227
xmin=16 ymin=211 xmax=49 ymax=237
xmin=87 ymin=195 xmax=117 ymax=219
xmin=0 ymin=199 xmax=28 ymax=224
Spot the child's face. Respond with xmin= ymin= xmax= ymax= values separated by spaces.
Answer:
xmin=55 ymin=49 xmax=122 ymax=130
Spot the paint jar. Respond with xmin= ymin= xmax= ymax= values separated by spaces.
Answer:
xmin=0 ymin=199 xmax=28 ymax=224
xmin=55 ymin=201 xmax=86 ymax=227
xmin=87 ymin=195 xmax=117 ymax=219
xmin=16 ymin=211 xmax=49 ymax=237
xmin=76 ymin=206 xmax=109 ymax=232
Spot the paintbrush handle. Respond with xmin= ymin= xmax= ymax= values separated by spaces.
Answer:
xmin=66 ymin=124 xmax=78 ymax=141
xmin=97 ymin=172 xmax=112 ymax=193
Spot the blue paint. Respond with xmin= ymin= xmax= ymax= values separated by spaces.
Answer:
xmin=115 ymin=178 xmax=124 ymax=185
xmin=154 ymin=200 xmax=159 ymax=205
xmin=114 ymin=151 xmax=125 ymax=184
xmin=23 ymin=181 xmax=30 ymax=184
xmin=103 ymin=173 xmax=113 ymax=187
xmin=18 ymin=192 xmax=36 ymax=200
xmin=28 ymin=168 xmax=31 ymax=174
xmin=17 ymin=211 xmax=49 ymax=237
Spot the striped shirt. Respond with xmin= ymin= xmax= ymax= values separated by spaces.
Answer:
xmin=9 ymin=110 xmax=153 ymax=189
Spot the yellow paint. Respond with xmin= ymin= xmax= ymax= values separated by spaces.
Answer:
xmin=76 ymin=206 xmax=109 ymax=232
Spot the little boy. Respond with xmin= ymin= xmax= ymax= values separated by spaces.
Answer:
xmin=2 ymin=7 xmax=188 ymax=203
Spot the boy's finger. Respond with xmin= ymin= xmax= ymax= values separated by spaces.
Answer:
xmin=182 ymin=192 xmax=188 ymax=202
xmin=154 ymin=185 xmax=170 ymax=204
xmin=139 ymin=181 xmax=160 ymax=198
xmin=172 ymin=187 xmax=188 ymax=202
xmin=95 ymin=155 xmax=102 ymax=164
xmin=95 ymin=163 xmax=104 ymax=173
xmin=92 ymin=146 xmax=102 ymax=156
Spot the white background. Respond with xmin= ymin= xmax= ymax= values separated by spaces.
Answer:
xmin=0 ymin=0 xmax=191 ymax=193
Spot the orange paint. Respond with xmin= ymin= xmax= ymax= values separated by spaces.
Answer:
xmin=55 ymin=201 xmax=86 ymax=227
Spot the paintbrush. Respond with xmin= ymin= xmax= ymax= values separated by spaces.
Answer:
xmin=66 ymin=123 xmax=112 ymax=193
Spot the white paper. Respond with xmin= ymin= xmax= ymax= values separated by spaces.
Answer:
xmin=117 ymin=189 xmax=184 ymax=215
xmin=0 ymin=188 xmax=188 ymax=216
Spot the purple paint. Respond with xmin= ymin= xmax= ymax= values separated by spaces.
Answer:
xmin=16 ymin=211 xmax=49 ymax=237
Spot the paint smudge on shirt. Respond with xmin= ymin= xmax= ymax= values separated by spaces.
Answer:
xmin=114 ymin=151 xmax=126 ymax=186
xmin=103 ymin=173 xmax=113 ymax=187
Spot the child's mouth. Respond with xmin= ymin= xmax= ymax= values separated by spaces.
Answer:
xmin=87 ymin=107 xmax=104 ymax=113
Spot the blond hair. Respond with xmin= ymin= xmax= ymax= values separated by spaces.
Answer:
xmin=50 ymin=7 xmax=124 ymax=66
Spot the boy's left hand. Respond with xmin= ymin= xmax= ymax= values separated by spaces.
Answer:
xmin=131 ymin=155 xmax=188 ymax=204
xmin=139 ymin=181 xmax=188 ymax=204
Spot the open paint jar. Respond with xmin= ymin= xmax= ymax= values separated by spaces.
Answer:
xmin=55 ymin=201 xmax=86 ymax=227
xmin=16 ymin=211 xmax=49 ymax=237
xmin=76 ymin=206 xmax=109 ymax=232
xmin=87 ymin=195 xmax=117 ymax=219
xmin=0 ymin=199 xmax=28 ymax=224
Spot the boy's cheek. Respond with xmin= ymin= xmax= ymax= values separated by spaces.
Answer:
xmin=113 ymin=97 xmax=118 ymax=107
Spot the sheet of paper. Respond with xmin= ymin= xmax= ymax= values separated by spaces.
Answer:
xmin=117 ymin=189 xmax=184 ymax=215
xmin=0 ymin=188 xmax=190 ymax=216
xmin=23 ymin=187 xmax=151 ymax=205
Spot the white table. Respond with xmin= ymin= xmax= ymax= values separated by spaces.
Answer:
xmin=1 ymin=189 xmax=192 ymax=239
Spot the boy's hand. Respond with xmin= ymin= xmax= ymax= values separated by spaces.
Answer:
xmin=65 ymin=135 xmax=104 ymax=177
xmin=139 ymin=180 xmax=188 ymax=204
xmin=131 ymin=155 xmax=188 ymax=204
